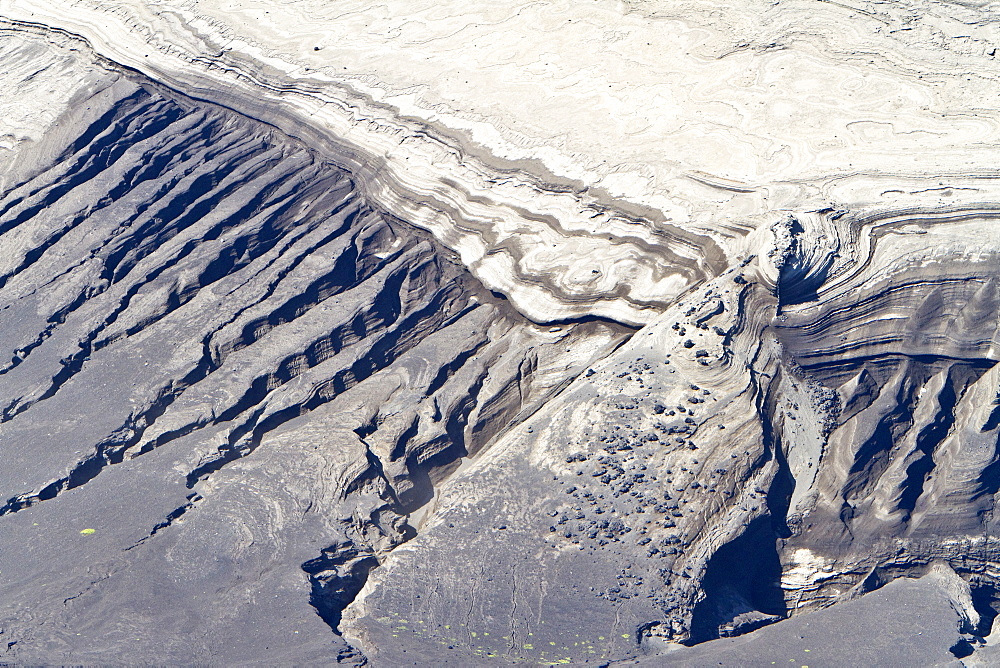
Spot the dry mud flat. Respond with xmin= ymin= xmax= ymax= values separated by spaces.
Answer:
xmin=3 ymin=0 xmax=1000 ymax=665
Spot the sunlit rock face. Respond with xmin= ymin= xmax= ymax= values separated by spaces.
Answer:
xmin=5 ymin=0 xmax=1000 ymax=664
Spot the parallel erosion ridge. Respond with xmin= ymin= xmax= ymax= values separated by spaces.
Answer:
xmin=2 ymin=0 xmax=1000 ymax=665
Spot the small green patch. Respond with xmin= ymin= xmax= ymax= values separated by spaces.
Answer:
xmin=79 ymin=528 xmax=96 ymax=535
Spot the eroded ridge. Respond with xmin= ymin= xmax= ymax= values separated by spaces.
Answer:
xmin=9 ymin=5 xmax=1000 ymax=666
xmin=339 ymin=209 xmax=1000 ymax=664
xmin=0 ymin=14 xmax=729 ymax=327
xmin=0 ymin=33 xmax=629 ymax=664
xmin=770 ymin=209 xmax=1000 ymax=614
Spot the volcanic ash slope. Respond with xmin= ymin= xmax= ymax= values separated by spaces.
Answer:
xmin=4 ymin=0 xmax=1000 ymax=666
xmin=0 ymin=31 xmax=629 ymax=663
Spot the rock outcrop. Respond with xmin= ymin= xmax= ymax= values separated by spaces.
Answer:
xmin=5 ymin=0 xmax=1000 ymax=665
xmin=0 ymin=30 xmax=628 ymax=663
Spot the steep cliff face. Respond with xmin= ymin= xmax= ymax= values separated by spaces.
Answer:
xmin=774 ymin=210 xmax=1000 ymax=620
xmin=6 ymin=5 xmax=1000 ymax=666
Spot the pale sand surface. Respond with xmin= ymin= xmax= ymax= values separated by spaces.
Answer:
xmin=5 ymin=0 xmax=1000 ymax=325
xmin=4 ymin=4 xmax=1000 ymax=664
